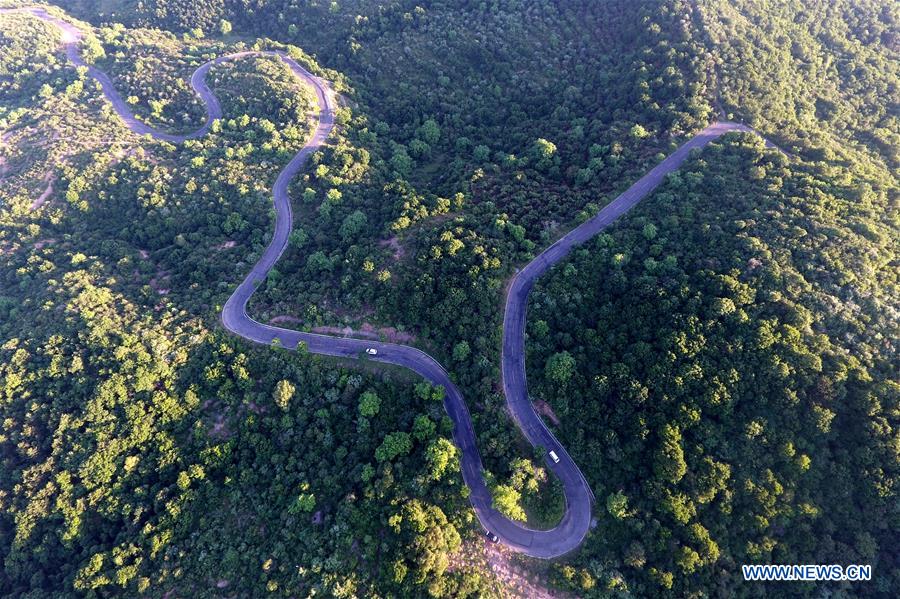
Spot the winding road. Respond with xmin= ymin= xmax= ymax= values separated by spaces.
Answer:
xmin=5 ymin=7 xmax=767 ymax=558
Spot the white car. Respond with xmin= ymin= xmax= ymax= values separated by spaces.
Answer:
xmin=549 ymin=450 xmax=560 ymax=463
xmin=365 ymin=348 xmax=378 ymax=355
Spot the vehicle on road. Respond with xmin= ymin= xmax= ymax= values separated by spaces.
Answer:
xmin=485 ymin=530 xmax=499 ymax=543
xmin=549 ymin=450 xmax=560 ymax=463
xmin=365 ymin=348 xmax=378 ymax=355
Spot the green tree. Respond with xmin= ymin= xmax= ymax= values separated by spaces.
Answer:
xmin=391 ymin=147 xmax=413 ymax=176
xmin=452 ymin=341 xmax=470 ymax=362
xmin=545 ymin=351 xmax=576 ymax=385
xmin=81 ymin=35 xmax=106 ymax=64
xmin=531 ymin=138 xmax=559 ymax=171
xmin=288 ymin=484 xmax=315 ymax=514
xmin=418 ymin=119 xmax=441 ymax=144
xmin=273 ymin=380 xmax=295 ymax=411
xmin=358 ymin=391 xmax=381 ymax=417
xmin=630 ymin=123 xmax=650 ymax=139
xmin=375 ymin=432 xmax=412 ymax=462
xmin=533 ymin=138 xmax=556 ymax=157
xmin=606 ymin=491 xmax=629 ymax=519
xmin=339 ymin=210 xmax=368 ymax=242
xmin=425 ymin=438 xmax=458 ymax=480
xmin=412 ymin=415 xmax=436 ymax=441
xmin=392 ymin=500 xmax=461 ymax=585
xmin=654 ymin=423 xmax=687 ymax=484
xmin=491 ymin=484 xmax=526 ymax=522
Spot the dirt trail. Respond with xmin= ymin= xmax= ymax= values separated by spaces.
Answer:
xmin=30 ymin=173 xmax=54 ymax=210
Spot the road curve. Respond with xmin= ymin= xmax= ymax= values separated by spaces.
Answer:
xmin=6 ymin=6 xmax=768 ymax=558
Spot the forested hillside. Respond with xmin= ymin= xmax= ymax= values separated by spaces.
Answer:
xmin=56 ymin=0 xmax=723 ymax=491
xmin=529 ymin=134 xmax=897 ymax=595
xmin=1 ymin=0 xmax=897 ymax=597
xmin=525 ymin=1 xmax=899 ymax=595
xmin=698 ymin=0 xmax=898 ymax=170
xmin=0 ymin=5 xmax=487 ymax=596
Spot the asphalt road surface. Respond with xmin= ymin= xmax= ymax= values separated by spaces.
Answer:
xmin=9 ymin=6 xmax=768 ymax=558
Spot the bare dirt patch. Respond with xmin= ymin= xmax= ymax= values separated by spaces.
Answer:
xmin=209 ymin=413 xmax=230 ymax=439
xmin=450 ymin=539 xmax=566 ymax=598
xmin=312 ymin=325 xmax=359 ymax=337
xmin=215 ymin=240 xmax=236 ymax=250
xmin=270 ymin=315 xmax=302 ymax=325
xmin=30 ymin=172 xmax=54 ymax=210
xmin=533 ymin=398 xmax=561 ymax=426
xmin=267 ymin=315 xmax=417 ymax=343
xmin=483 ymin=543 xmax=567 ymax=598
xmin=34 ymin=238 xmax=57 ymax=250
xmin=311 ymin=323 xmax=416 ymax=343
xmin=360 ymin=322 xmax=416 ymax=343
xmin=379 ymin=236 xmax=405 ymax=261
xmin=149 ymin=270 xmax=171 ymax=295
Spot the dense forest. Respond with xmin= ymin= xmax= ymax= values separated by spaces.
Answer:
xmin=529 ymin=133 xmax=897 ymax=595
xmin=0 ymin=5 xmax=488 ymax=596
xmin=1 ymin=0 xmax=897 ymax=597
